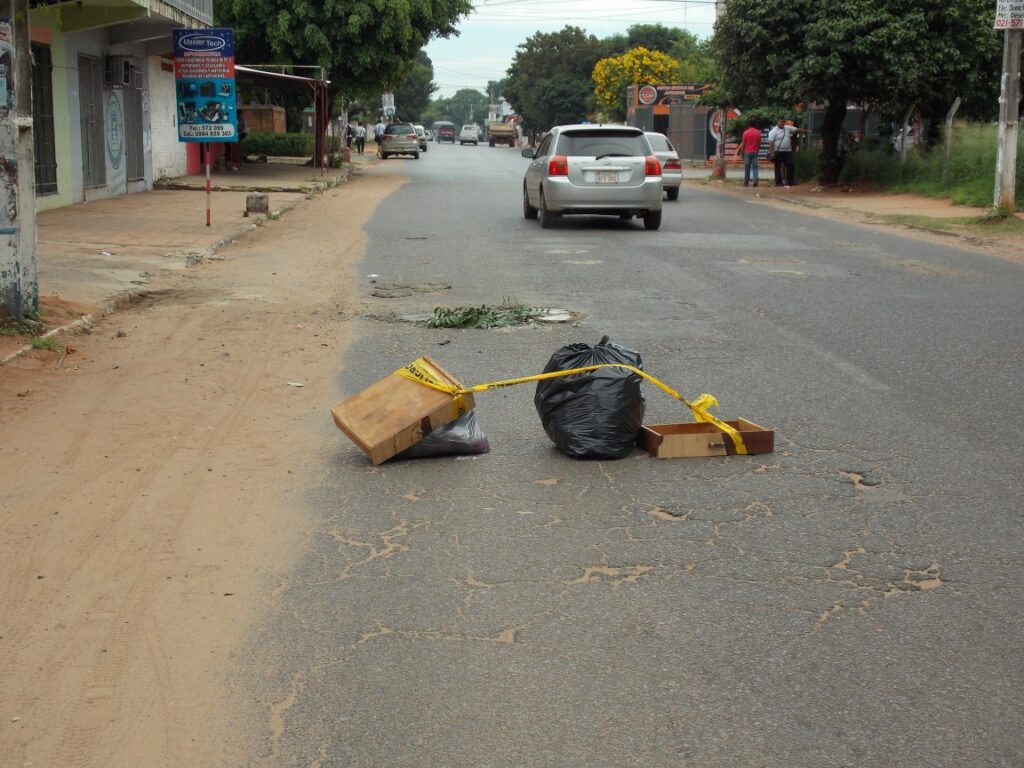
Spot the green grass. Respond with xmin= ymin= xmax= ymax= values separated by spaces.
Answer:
xmin=869 ymin=211 xmax=1024 ymax=238
xmin=839 ymin=123 xmax=1023 ymax=210
xmin=427 ymin=304 xmax=547 ymax=329
xmin=30 ymin=336 xmax=61 ymax=352
xmin=0 ymin=308 xmax=44 ymax=336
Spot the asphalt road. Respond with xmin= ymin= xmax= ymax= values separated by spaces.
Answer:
xmin=238 ymin=141 xmax=1024 ymax=767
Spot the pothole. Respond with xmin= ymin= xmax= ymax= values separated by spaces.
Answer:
xmin=371 ymin=281 xmax=452 ymax=298
xmin=840 ymin=470 xmax=880 ymax=490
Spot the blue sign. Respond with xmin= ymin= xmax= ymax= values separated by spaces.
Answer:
xmin=173 ymin=28 xmax=237 ymax=142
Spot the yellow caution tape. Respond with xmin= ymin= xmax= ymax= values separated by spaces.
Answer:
xmin=400 ymin=357 xmax=472 ymax=419
xmin=397 ymin=358 xmax=747 ymax=454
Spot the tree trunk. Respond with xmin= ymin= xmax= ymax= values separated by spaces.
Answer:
xmin=858 ymin=107 xmax=869 ymax=184
xmin=899 ymin=104 xmax=915 ymax=177
xmin=820 ymin=100 xmax=848 ymax=184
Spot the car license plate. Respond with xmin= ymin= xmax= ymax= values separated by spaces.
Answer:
xmin=596 ymin=171 xmax=617 ymax=184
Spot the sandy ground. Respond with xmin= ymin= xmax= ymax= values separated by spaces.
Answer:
xmin=0 ymin=170 xmax=402 ymax=767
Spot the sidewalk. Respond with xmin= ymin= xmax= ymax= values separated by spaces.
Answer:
xmin=1 ymin=162 xmax=349 ymax=362
xmin=41 ymin=162 xmax=350 ymax=308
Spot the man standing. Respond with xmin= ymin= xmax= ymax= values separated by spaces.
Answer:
xmin=736 ymin=119 xmax=762 ymax=187
xmin=373 ymin=118 xmax=386 ymax=155
xmin=355 ymin=121 xmax=366 ymax=154
xmin=767 ymin=117 xmax=809 ymax=188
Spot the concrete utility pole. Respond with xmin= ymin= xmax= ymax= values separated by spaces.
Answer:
xmin=0 ymin=0 xmax=37 ymax=318
xmin=994 ymin=28 xmax=1021 ymax=212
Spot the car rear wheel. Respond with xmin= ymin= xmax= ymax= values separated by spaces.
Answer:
xmin=523 ymin=185 xmax=538 ymax=220
xmin=413 ymin=152 xmax=420 ymax=159
xmin=539 ymin=189 xmax=558 ymax=229
xmin=666 ymin=187 xmax=679 ymax=201
xmin=643 ymin=210 xmax=662 ymax=231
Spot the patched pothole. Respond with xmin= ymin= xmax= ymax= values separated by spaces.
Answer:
xmin=370 ymin=281 xmax=452 ymax=299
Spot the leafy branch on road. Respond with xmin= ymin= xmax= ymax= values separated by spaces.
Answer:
xmin=427 ymin=304 xmax=548 ymax=329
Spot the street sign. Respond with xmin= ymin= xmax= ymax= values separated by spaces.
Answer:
xmin=172 ymin=28 xmax=238 ymax=142
xmin=384 ymin=106 xmax=396 ymax=118
xmin=995 ymin=0 xmax=1024 ymax=28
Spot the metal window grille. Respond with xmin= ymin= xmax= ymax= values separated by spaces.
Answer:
xmin=31 ymin=44 xmax=58 ymax=195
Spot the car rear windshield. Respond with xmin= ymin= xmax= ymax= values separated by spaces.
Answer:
xmin=646 ymin=134 xmax=672 ymax=152
xmin=385 ymin=124 xmax=414 ymax=135
xmin=557 ymin=130 xmax=648 ymax=157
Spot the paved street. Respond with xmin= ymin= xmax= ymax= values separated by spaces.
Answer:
xmin=242 ymin=145 xmax=1023 ymax=766
xmin=2 ymin=146 xmax=1022 ymax=768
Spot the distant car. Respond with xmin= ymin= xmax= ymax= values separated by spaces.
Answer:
xmin=424 ymin=129 xmax=433 ymax=142
xmin=521 ymin=123 xmax=663 ymax=230
xmin=380 ymin=122 xmax=419 ymax=159
xmin=414 ymin=124 xmax=428 ymax=152
xmin=435 ymin=122 xmax=456 ymax=143
xmin=459 ymin=124 xmax=479 ymax=145
xmin=644 ymin=131 xmax=682 ymax=201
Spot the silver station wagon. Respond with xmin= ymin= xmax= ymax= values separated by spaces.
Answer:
xmin=521 ymin=124 xmax=663 ymax=230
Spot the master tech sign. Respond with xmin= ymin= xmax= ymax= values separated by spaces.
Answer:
xmin=172 ymin=28 xmax=238 ymax=143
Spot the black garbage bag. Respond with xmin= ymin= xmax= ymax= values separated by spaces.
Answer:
xmin=397 ymin=410 xmax=491 ymax=459
xmin=534 ymin=336 xmax=645 ymax=459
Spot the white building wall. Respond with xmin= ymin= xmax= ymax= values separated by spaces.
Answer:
xmin=147 ymin=56 xmax=187 ymax=180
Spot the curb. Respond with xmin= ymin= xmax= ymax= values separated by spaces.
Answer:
xmin=1 ymin=314 xmax=93 ymax=367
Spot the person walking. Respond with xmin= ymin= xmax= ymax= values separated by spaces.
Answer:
xmin=736 ymin=119 xmax=762 ymax=187
xmin=373 ymin=118 xmax=386 ymax=156
xmin=355 ymin=121 xmax=366 ymax=154
xmin=767 ymin=117 xmax=809 ymax=188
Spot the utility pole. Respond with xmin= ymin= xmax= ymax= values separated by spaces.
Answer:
xmin=994 ymin=8 xmax=1022 ymax=212
xmin=0 ymin=0 xmax=37 ymax=318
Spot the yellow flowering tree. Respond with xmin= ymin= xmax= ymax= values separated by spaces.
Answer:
xmin=592 ymin=47 xmax=683 ymax=121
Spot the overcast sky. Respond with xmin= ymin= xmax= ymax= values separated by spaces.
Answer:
xmin=425 ymin=0 xmax=719 ymax=99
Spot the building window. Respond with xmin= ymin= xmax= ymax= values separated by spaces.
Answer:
xmin=32 ymin=44 xmax=58 ymax=196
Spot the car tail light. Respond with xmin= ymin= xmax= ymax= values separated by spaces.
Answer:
xmin=664 ymin=158 xmax=681 ymax=171
xmin=548 ymin=155 xmax=569 ymax=176
xmin=407 ymin=133 xmax=416 ymax=140
xmin=645 ymin=156 xmax=662 ymax=176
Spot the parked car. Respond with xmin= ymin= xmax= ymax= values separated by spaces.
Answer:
xmin=521 ymin=124 xmax=663 ymax=230
xmin=435 ymin=121 xmax=455 ymax=143
xmin=459 ymin=124 xmax=479 ymax=145
xmin=644 ymin=131 xmax=682 ymax=201
xmin=414 ymin=124 xmax=428 ymax=152
xmin=380 ymin=122 xmax=420 ymax=159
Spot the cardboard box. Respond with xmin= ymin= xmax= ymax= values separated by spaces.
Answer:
xmin=331 ymin=356 xmax=474 ymax=465
xmin=638 ymin=419 xmax=774 ymax=458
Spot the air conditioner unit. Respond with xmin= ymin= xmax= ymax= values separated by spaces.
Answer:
xmin=104 ymin=56 xmax=133 ymax=89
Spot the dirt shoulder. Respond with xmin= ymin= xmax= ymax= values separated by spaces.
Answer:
xmin=0 ymin=167 xmax=401 ymax=767
xmin=701 ymin=178 xmax=1024 ymax=265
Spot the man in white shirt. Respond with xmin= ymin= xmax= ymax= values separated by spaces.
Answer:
xmin=373 ymin=119 xmax=386 ymax=155
xmin=766 ymin=117 xmax=809 ymax=188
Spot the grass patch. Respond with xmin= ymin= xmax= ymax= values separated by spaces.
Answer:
xmin=0 ymin=308 xmax=44 ymax=336
xmin=870 ymin=211 xmax=1024 ymax=239
xmin=839 ymin=123 xmax=1023 ymax=210
xmin=30 ymin=336 xmax=61 ymax=352
xmin=427 ymin=304 xmax=547 ymax=329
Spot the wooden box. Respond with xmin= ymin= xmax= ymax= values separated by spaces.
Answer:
xmin=637 ymin=419 xmax=774 ymax=459
xmin=331 ymin=357 xmax=474 ymax=465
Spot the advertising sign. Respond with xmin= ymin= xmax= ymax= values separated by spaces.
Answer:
xmin=995 ymin=0 xmax=1024 ymax=28
xmin=173 ymin=28 xmax=238 ymax=142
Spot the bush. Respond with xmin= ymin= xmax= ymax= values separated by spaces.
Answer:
xmin=240 ymin=132 xmax=313 ymax=157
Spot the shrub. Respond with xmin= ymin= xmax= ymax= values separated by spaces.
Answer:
xmin=241 ymin=132 xmax=313 ymax=157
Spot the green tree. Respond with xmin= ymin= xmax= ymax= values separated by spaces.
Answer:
xmin=394 ymin=51 xmax=438 ymax=123
xmin=505 ymin=26 xmax=604 ymax=132
xmin=426 ymin=88 xmax=489 ymax=126
xmin=215 ymin=0 xmax=472 ymax=103
xmin=712 ymin=0 xmax=1001 ymax=183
